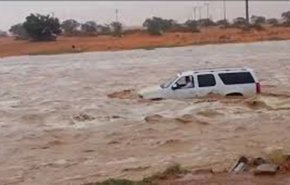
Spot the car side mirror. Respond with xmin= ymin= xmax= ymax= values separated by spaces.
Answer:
xmin=171 ymin=84 xmax=178 ymax=90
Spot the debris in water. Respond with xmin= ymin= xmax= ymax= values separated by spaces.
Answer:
xmin=72 ymin=113 xmax=95 ymax=122
xmin=144 ymin=114 xmax=164 ymax=123
xmin=251 ymin=157 xmax=267 ymax=166
xmin=254 ymin=164 xmax=279 ymax=175
xmin=229 ymin=156 xmax=248 ymax=173
xmin=122 ymin=166 xmax=150 ymax=172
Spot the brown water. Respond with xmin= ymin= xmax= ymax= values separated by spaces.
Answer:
xmin=1 ymin=41 xmax=290 ymax=185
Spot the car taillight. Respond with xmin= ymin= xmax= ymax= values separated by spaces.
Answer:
xmin=256 ymin=82 xmax=261 ymax=94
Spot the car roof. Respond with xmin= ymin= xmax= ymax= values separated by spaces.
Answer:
xmin=179 ymin=67 xmax=252 ymax=76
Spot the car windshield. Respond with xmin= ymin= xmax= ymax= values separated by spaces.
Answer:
xmin=160 ymin=76 xmax=177 ymax=88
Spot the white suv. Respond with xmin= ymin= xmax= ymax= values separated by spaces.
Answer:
xmin=138 ymin=67 xmax=261 ymax=100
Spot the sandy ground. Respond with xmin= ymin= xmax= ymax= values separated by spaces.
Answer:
xmin=1 ymin=27 xmax=290 ymax=58
xmin=1 ymin=40 xmax=290 ymax=185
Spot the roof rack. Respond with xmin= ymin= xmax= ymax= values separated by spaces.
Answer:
xmin=193 ymin=67 xmax=248 ymax=72
xmin=179 ymin=67 xmax=250 ymax=76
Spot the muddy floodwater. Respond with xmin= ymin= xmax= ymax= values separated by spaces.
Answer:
xmin=1 ymin=41 xmax=290 ymax=185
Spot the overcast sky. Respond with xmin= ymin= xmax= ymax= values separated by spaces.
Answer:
xmin=0 ymin=1 xmax=290 ymax=31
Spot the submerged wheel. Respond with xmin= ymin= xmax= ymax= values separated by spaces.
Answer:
xmin=226 ymin=93 xmax=243 ymax=97
xmin=151 ymin=98 xmax=163 ymax=101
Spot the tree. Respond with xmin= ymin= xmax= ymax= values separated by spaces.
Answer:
xmin=96 ymin=24 xmax=111 ymax=35
xmin=266 ymin=18 xmax=279 ymax=26
xmin=168 ymin=23 xmax=190 ymax=32
xmin=281 ymin=11 xmax=290 ymax=25
xmin=251 ymin=15 xmax=266 ymax=25
xmin=81 ymin=21 xmax=98 ymax=33
xmin=233 ymin=17 xmax=248 ymax=27
xmin=197 ymin=18 xmax=216 ymax=27
xmin=23 ymin=13 xmax=61 ymax=41
xmin=143 ymin=17 xmax=175 ymax=35
xmin=160 ymin=18 xmax=176 ymax=31
xmin=0 ymin=30 xmax=7 ymax=37
xmin=143 ymin=18 xmax=163 ymax=35
xmin=184 ymin=20 xmax=200 ymax=32
xmin=9 ymin=23 xmax=29 ymax=39
xmin=110 ymin=21 xmax=122 ymax=37
xmin=216 ymin=19 xmax=229 ymax=27
xmin=61 ymin=19 xmax=80 ymax=34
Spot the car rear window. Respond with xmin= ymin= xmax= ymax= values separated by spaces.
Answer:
xmin=198 ymin=74 xmax=216 ymax=87
xmin=218 ymin=72 xmax=255 ymax=85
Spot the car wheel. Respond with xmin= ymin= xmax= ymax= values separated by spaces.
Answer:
xmin=226 ymin=93 xmax=243 ymax=97
xmin=151 ymin=98 xmax=163 ymax=101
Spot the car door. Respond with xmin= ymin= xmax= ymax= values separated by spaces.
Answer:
xmin=171 ymin=75 xmax=197 ymax=99
xmin=195 ymin=73 xmax=218 ymax=97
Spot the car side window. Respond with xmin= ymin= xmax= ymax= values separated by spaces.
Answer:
xmin=218 ymin=72 xmax=255 ymax=85
xmin=175 ymin=75 xmax=194 ymax=89
xmin=198 ymin=74 xmax=216 ymax=87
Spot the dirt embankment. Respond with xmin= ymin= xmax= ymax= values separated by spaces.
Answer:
xmin=1 ymin=26 xmax=290 ymax=58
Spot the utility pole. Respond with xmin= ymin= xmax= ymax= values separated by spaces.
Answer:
xmin=198 ymin=6 xmax=202 ymax=20
xmin=193 ymin=7 xmax=197 ymax=20
xmin=204 ymin=3 xmax=209 ymax=19
xmin=223 ymin=0 xmax=227 ymax=21
xmin=245 ymin=0 xmax=249 ymax=23
xmin=115 ymin=8 xmax=119 ymax=22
